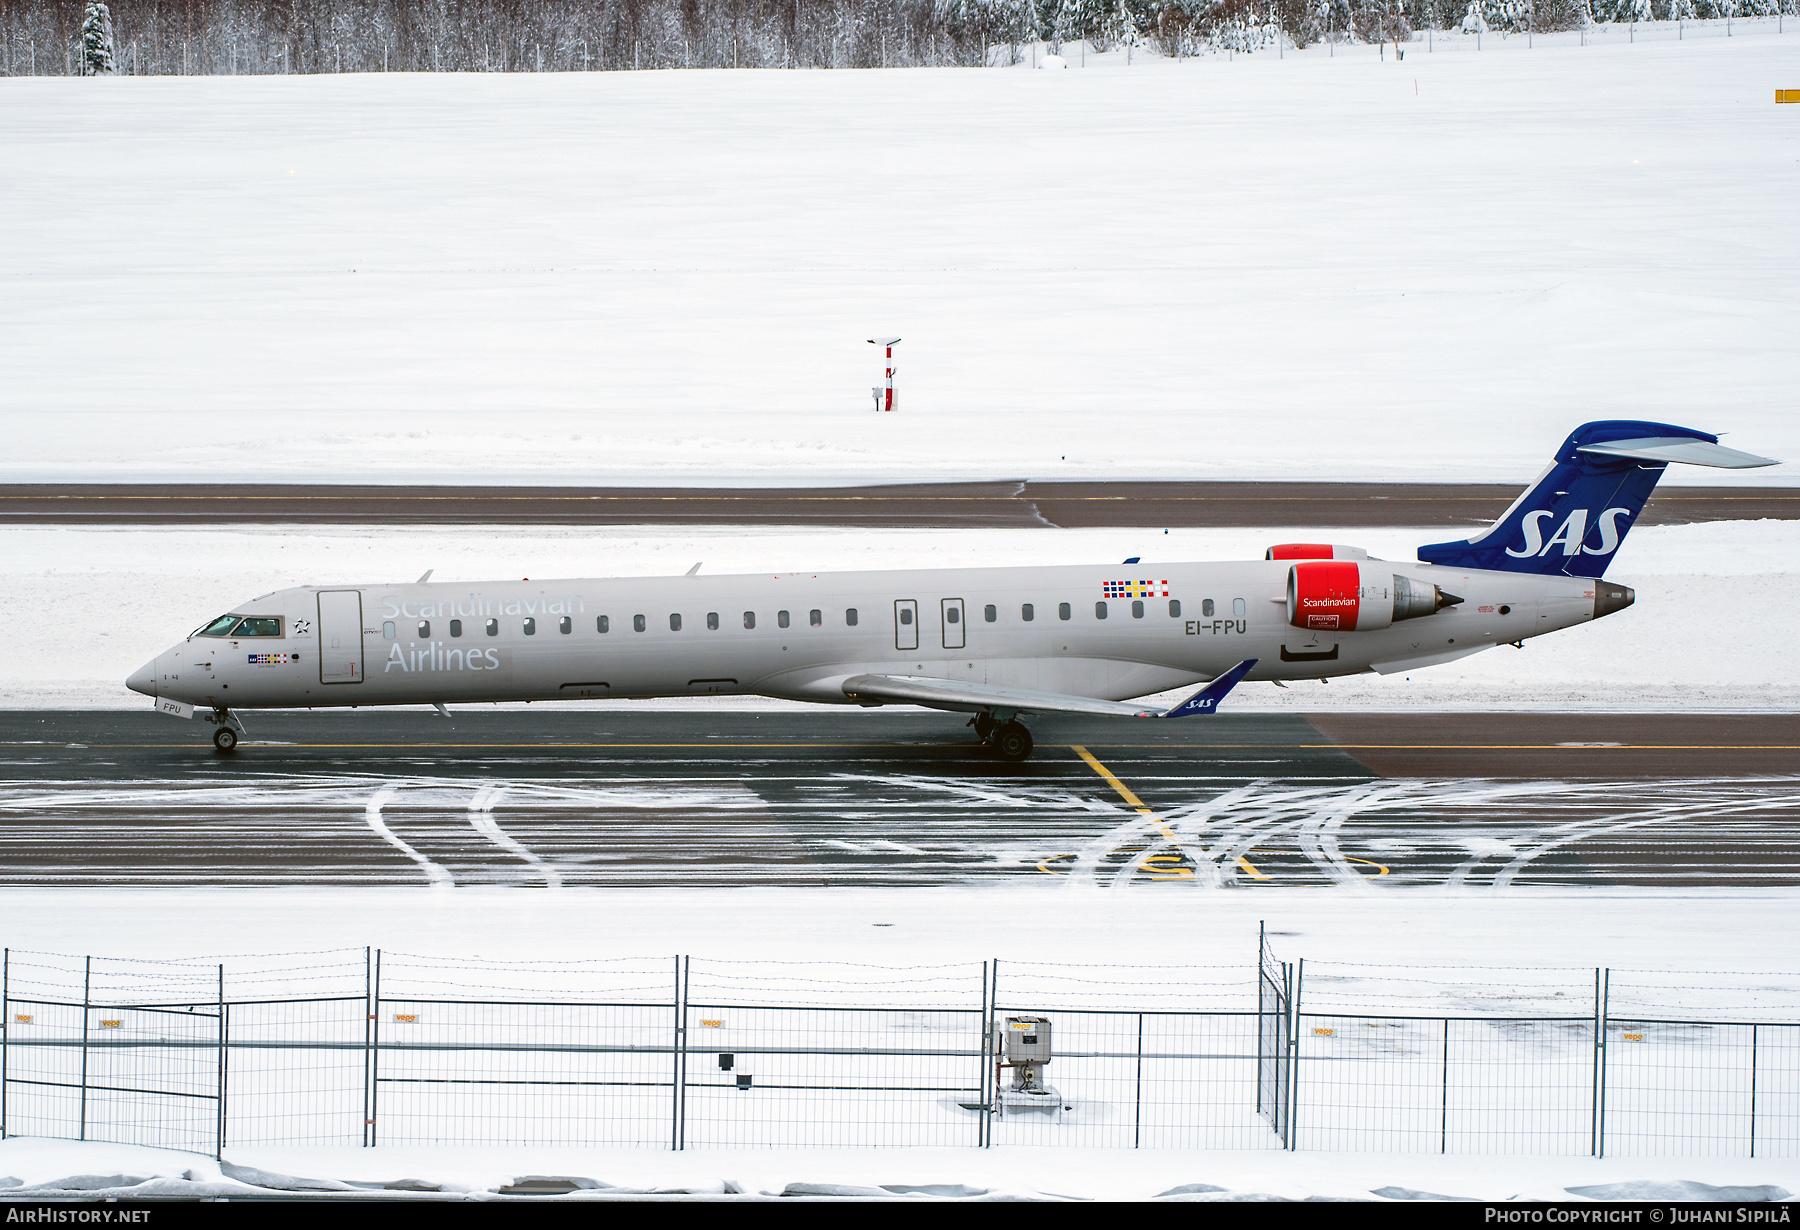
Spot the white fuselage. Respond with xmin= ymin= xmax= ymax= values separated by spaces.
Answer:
xmin=137 ymin=558 xmax=1604 ymax=712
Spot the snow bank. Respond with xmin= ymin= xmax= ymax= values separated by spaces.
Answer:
xmin=0 ymin=1138 xmax=1790 ymax=1201
xmin=1 ymin=36 xmax=1794 ymax=485
xmin=7 ymin=519 xmax=1795 ymax=710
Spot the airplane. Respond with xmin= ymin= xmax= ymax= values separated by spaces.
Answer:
xmin=127 ymin=421 xmax=1776 ymax=758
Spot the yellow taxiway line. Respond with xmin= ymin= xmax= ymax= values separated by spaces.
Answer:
xmin=1069 ymin=744 xmax=1268 ymax=882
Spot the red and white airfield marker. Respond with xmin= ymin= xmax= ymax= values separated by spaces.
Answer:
xmin=868 ymin=336 xmax=900 ymax=411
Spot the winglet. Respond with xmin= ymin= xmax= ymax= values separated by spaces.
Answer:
xmin=1161 ymin=659 xmax=1257 ymax=718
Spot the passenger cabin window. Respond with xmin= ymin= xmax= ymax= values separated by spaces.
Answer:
xmin=743 ymin=611 xmax=756 ymax=630
xmin=809 ymin=609 xmax=821 ymax=627
xmin=233 ymin=617 xmax=282 ymax=636
xmin=633 ymin=614 xmax=646 ymax=632
xmin=899 ymin=608 xmax=913 ymax=626
xmin=418 ymin=620 xmax=430 ymax=638
xmin=559 ymin=616 xmax=572 ymax=634
xmin=984 ymin=605 xmax=997 ymax=623
xmin=382 ymin=622 xmax=397 ymax=640
xmin=597 ymin=616 xmax=610 ymax=633
xmin=670 ymin=614 xmax=682 ymax=631
xmin=1131 ymin=601 xmax=1144 ymax=619
xmin=845 ymin=609 xmax=858 ymax=627
xmin=1021 ymin=604 xmax=1034 ymax=622
xmin=1058 ymin=603 xmax=1071 ymax=621
xmin=1202 ymin=600 xmax=1215 ymax=617
xmin=1169 ymin=600 xmax=1181 ymax=618
xmin=450 ymin=619 xmax=463 ymax=638
xmin=523 ymin=617 xmax=536 ymax=635
xmin=946 ymin=606 xmax=960 ymax=624
xmin=1095 ymin=601 xmax=1108 ymax=619
xmin=196 ymin=615 xmax=241 ymax=637
xmin=1233 ymin=598 xmax=1247 ymax=618
xmin=778 ymin=610 xmax=790 ymax=629
xmin=707 ymin=612 xmax=719 ymax=630
xmin=485 ymin=618 xmax=499 ymax=636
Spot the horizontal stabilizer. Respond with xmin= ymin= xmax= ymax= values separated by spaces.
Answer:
xmin=1576 ymin=437 xmax=1778 ymax=469
xmin=1161 ymin=659 xmax=1258 ymax=718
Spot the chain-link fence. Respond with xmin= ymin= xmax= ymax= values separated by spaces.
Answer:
xmin=2 ymin=935 xmax=1796 ymax=1158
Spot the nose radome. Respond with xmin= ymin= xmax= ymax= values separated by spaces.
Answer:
xmin=126 ymin=658 xmax=158 ymax=697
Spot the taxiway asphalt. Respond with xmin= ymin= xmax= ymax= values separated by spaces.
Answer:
xmin=1 ymin=711 xmax=1793 ymax=890
xmin=1 ymin=483 xmax=1793 ymax=528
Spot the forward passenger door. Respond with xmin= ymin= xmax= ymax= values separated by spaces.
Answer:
xmin=317 ymin=590 xmax=365 ymax=684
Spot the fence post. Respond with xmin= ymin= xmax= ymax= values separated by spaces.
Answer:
xmin=79 ymin=956 xmax=90 ymax=1142
xmin=2 ymin=948 xmax=8 ymax=1140
xmin=1133 ymin=1013 xmax=1144 ymax=1149
xmin=1749 ymin=1024 xmax=1758 ymax=1159
xmin=1593 ymin=968 xmax=1611 ymax=1159
xmin=361 ymin=947 xmax=372 ymax=1148
xmin=672 ymin=955 xmax=687 ymax=1152
xmin=215 ymin=965 xmax=226 ymax=1160
xmin=368 ymin=949 xmax=382 ymax=1147
xmin=1440 ymin=1017 xmax=1450 ymax=1154
xmin=1287 ymin=958 xmax=1303 ymax=1151
xmin=1256 ymin=919 xmax=1267 ymax=1116
xmin=977 ymin=960 xmax=991 ymax=1148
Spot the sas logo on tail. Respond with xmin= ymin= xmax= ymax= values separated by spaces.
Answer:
xmin=1507 ymin=507 xmax=1633 ymax=559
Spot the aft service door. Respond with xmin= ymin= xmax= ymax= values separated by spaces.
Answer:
xmin=317 ymin=589 xmax=365 ymax=684
xmin=941 ymin=598 xmax=965 ymax=650
xmin=894 ymin=599 xmax=919 ymax=652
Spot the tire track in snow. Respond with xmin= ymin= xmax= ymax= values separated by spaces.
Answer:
xmin=467 ymin=784 xmax=563 ymax=889
xmin=364 ymin=783 xmax=454 ymax=889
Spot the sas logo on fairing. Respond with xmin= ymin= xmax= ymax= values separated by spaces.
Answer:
xmin=1506 ymin=507 xmax=1633 ymax=559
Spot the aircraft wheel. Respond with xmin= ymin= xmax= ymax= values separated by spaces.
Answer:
xmin=971 ymin=714 xmax=997 ymax=744
xmin=213 ymin=726 xmax=238 ymax=753
xmin=992 ymin=722 xmax=1033 ymax=763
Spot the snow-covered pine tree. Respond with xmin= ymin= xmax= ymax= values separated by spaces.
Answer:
xmin=1057 ymin=0 xmax=1112 ymax=47
xmin=1102 ymin=0 xmax=1146 ymax=49
xmin=80 ymin=1 xmax=117 ymax=75
xmin=1461 ymin=0 xmax=1488 ymax=29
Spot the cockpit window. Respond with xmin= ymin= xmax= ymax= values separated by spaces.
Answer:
xmin=196 ymin=615 xmax=241 ymax=637
xmin=231 ymin=617 xmax=282 ymax=637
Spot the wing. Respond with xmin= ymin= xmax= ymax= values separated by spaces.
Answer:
xmin=840 ymin=660 xmax=1257 ymax=720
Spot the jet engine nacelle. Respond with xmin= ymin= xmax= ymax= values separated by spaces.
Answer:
xmin=1265 ymin=543 xmax=1370 ymax=561
xmin=1285 ymin=561 xmax=1462 ymax=632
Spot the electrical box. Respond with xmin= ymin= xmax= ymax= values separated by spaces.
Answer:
xmin=1005 ymin=1015 xmax=1052 ymax=1065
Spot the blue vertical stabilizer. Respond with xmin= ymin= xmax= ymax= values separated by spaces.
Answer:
xmin=1417 ymin=421 xmax=1775 ymax=579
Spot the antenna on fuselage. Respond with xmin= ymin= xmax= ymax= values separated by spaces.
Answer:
xmin=417 ymin=569 xmax=433 ymax=583
xmin=687 ymin=562 xmax=702 ymax=576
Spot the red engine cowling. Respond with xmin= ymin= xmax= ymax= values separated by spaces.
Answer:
xmin=1286 ymin=562 xmax=1460 ymax=632
xmin=1266 ymin=544 xmax=1369 ymax=561
xmin=1286 ymin=561 xmax=1386 ymax=631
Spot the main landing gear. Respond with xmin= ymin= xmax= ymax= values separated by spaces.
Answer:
xmin=971 ymin=713 xmax=1034 ymax=763
xmin=205 ymin=707 xmax=243 ymax=754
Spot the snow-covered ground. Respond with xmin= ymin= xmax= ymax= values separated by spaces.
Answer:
xmin=0 ymin=1136 xmax=1792 ymax=1201
xmin=2 ymin=33 xmax=1795 ymax=485
xmin=8 ymin=518 xmax=1795 ymax=710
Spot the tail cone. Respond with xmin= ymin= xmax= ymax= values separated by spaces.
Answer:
xmin=1594 ymin=583 xmax=1635 ymax=620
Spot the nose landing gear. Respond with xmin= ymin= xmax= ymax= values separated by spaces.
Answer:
xmin=205 ymin=708 xmax=244 ymax=754
xmin=970 ymin=712 xmax=1034 ymax=762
